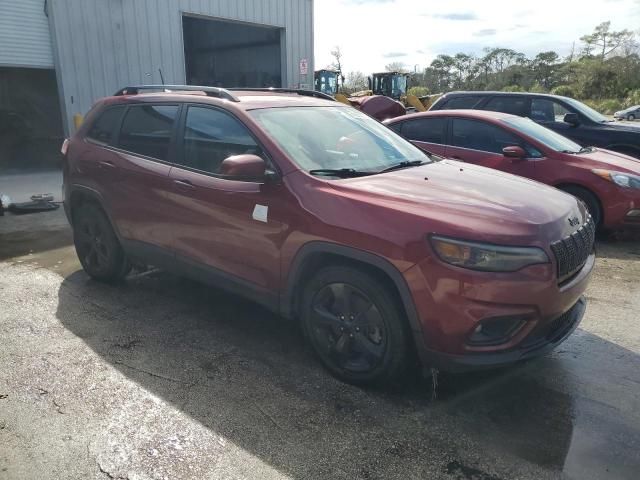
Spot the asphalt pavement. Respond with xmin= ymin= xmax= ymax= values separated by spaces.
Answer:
xmin=1 ymin=208 xmax=639 ymax=480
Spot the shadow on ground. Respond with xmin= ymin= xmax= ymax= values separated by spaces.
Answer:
xmin=55 ymin=267 xmax=640 ymax=480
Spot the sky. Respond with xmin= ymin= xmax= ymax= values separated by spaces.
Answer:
xmin=314 ymin=0 xmax=640 ymax=74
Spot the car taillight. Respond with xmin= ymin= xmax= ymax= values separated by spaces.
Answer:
xmin=61 ymin=139 xmax=70 ymax=156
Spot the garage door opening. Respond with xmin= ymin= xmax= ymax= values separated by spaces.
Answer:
xmin=183 ymin=15 xmax=283 ymax=89
xmin=0 ymin=67 xmax=64 ymax=171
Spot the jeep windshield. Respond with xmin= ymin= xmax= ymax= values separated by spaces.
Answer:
xmin=502 ymin=116 xmax=588 ymax=154
xmin=250 ymin=106 xmax=431 ymax=178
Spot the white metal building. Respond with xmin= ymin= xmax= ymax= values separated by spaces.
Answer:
xmin=0 ymin=0 xmax=314 ymax=168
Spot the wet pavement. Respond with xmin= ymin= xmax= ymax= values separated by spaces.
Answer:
xmin=1 ymin=209 xmax=639 ymax=479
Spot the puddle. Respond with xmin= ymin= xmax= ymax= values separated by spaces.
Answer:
xmin=0 ymin=211 xmax=79 ymax=276
xmin=437 ymin=366 xmax=640 ymax=479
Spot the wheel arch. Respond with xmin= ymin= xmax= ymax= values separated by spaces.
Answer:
xmin=67 ymin=186 xmax=122 ymax=239
xmin=282 ymin=242 xmax=425 ymax=356
xmin=554 ymin=182 xmax=604 ymax=224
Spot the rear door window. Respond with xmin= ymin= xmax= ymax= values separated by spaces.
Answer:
xmin=401 ymin=118 xmax=446 ymax=144
xmin=181 ymin=106 xmax=263 ymax=176
xmin=451 ymin=118 xmax=523 ymax=154
xmin=482 ymin=96 xmax=528 ymax=116
xmin=531 ymin=98 xmax=571 ymax=122
xmin=86 ymin=107 xmax=126 ymax=145
xmin=118 ymin=105 xmax=179 ymax=161
xmin=442 ymin=96 xmax=482 ymax=110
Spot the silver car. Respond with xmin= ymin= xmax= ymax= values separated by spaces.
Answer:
xmin=614 ymin=105 xmax=640 ymax=121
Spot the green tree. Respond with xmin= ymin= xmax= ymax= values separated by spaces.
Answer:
xmin=532 ymin=51 xmax=560 ymax=89
xmin=580 ymin=22 xmax=634 ymax=60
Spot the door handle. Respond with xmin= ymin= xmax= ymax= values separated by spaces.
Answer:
xmin=173 ymin=179 xmax=195 ymax=190
xmin=98 ymin=160 xmax=117 ymax=169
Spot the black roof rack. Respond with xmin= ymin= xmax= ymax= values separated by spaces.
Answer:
xmin=113 ymin=85 xmax=240 ymax=102
xmin=229 ymin=88 xmax=336 ymax=102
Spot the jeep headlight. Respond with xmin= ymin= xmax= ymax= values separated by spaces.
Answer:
xmin=430 ymin=236 xmax=550 ymax=272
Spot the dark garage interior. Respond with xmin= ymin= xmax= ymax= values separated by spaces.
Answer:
xmin=183 ymin=15 xmax=283 ymax=88
xmin=0 ymin=67 xmax=64 ymax=171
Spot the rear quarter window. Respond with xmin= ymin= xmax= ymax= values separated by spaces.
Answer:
xmin=86 ymin=106 xmax=125 ymax=145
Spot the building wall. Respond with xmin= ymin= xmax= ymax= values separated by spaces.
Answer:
xmin=47 ymin=0 xmax=314 ymax=134
xmin=0 ymin=0 xmax=54 ymax=69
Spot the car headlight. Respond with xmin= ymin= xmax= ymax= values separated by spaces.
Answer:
xmin=593 ymin=169 xmax=640 ymax=189
xmin=430 ymin=236 xmax=550 ymax=272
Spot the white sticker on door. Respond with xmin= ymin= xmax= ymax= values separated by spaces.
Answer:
xmin=252 ymin=204 xmax=268 ymax=223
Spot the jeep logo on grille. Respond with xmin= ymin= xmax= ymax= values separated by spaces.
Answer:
xmin=568 ymin=216 xmax=580 ymax=227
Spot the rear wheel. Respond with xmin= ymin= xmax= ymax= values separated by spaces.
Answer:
xmin=559 ymin=185 xmax=602 ymax=227
xmin=300 ymin=266 xmax=410 ymax=386
xmin=73 ymin=203 xmax=130 ymax=282
xmin=628 ymin=114 xmax=635 ymax=121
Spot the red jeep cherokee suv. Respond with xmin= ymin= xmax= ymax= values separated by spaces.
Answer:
xmin=63 ymin=86 xmax=595 ymax=385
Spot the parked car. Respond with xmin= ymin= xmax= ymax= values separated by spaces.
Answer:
xmin=386 ymin=110 xmax=640 ymax=230
xmin=63 ymin=85 xmax=594 ymax=385
xmin=614 ymin=105 xmax=640 ymax=121
xmin=429 ymin=92 xmax=640 ymax=159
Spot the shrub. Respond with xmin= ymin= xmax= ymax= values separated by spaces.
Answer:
xmin=551 ymin=85 xmax=577 ymax=98
xmin=502 ymin=85 xmax=524 ymax=92
xmin=407 ymin=86 xmax=430 ymax=97
xmin=625 ymin=89 xmax=640 ymax=107
xmin=584 ymin=99 xmax=623 ymax=115
xmin=529 ymin=83 xmax=546 ymax=93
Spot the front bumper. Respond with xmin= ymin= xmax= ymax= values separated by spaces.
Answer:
xmin=403 ymin=249 xmax=594 ymax=372
xmin=421 ymin=297 xmax=586 ymax=372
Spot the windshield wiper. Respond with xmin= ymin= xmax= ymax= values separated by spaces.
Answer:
xmin=308 ymin=168 xmax=372 ymax=178
xmin=579 ymin=146 xmax=594 ymax=153
xmin=377 ymin=160 xmax=427 ymax=174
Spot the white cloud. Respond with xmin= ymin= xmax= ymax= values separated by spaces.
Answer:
xmin=314 ymin=0 xmax=640 ymax=73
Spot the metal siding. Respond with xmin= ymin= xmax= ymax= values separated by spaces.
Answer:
xmin=49 ymin=0 xmax=313 ymax=134
xmin=0 ymin=0 xmax=54 ymax=68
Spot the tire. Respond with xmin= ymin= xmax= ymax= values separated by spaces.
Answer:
xmin=559 ymin=185 xmax=602 ymax=227
xmin=300 ymin=265 xmax=410 ymax=386
xmin=73 ymin=203 xmax=131 ymax=282
xmin=628 ymin=114 xmax=635 ymax=121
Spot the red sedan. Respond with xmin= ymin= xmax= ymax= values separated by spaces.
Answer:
xmin=386 ymin=110 xmax=640 ymax=230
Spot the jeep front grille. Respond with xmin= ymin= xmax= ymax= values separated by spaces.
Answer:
xmin=550 ymin=215 xmax=596 ymax=283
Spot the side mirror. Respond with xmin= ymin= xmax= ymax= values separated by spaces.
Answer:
xmin=564 ymin=113 xmax=580 ymax=126
xmin=503 ymin=146 xmax=527 ymax=159
xmin=219 ymin=154 xmax=269 ymax=181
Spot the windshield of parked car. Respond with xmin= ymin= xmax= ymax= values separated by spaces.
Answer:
xmin=502 ymin=116 xmax=585 ymax=153
xmin=563 ymin=97 xmax=610 ymax=123
xmin=250 ymin=106 xmax=430 ymax=176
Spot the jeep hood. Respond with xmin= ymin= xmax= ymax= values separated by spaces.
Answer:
xmin=329 ymin=160 xmax=585 ymax=245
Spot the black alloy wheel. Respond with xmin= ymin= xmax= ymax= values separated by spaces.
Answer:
xmin=73 ymin=204 xmax=130 ymax=282
xmin=301 ymin=266 xmax=409 ymax=385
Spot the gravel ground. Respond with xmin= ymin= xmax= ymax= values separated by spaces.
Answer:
xmin=1 ymin=209 xmax=639 ymax=480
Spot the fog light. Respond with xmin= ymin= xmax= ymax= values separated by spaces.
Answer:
xmin=468 ymin=316 xmax=528 ymax=346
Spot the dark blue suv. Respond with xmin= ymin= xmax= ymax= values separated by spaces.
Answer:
xmin=430 ymin=92 xmax=640 ymax=158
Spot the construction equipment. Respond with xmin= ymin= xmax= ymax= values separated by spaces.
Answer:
xmin=369 ymin=72 xmax=409 ymax=100
xmin=314 ymin=69 xmax=341 ymax=96
xmin=405 ymin=93 xmax=443 ymax=112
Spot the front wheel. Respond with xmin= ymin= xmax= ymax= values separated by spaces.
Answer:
xmin=300 ymin=266 xmax=410 ymax=386
xmin=73 ymin=203 xmax=131 ymax=282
